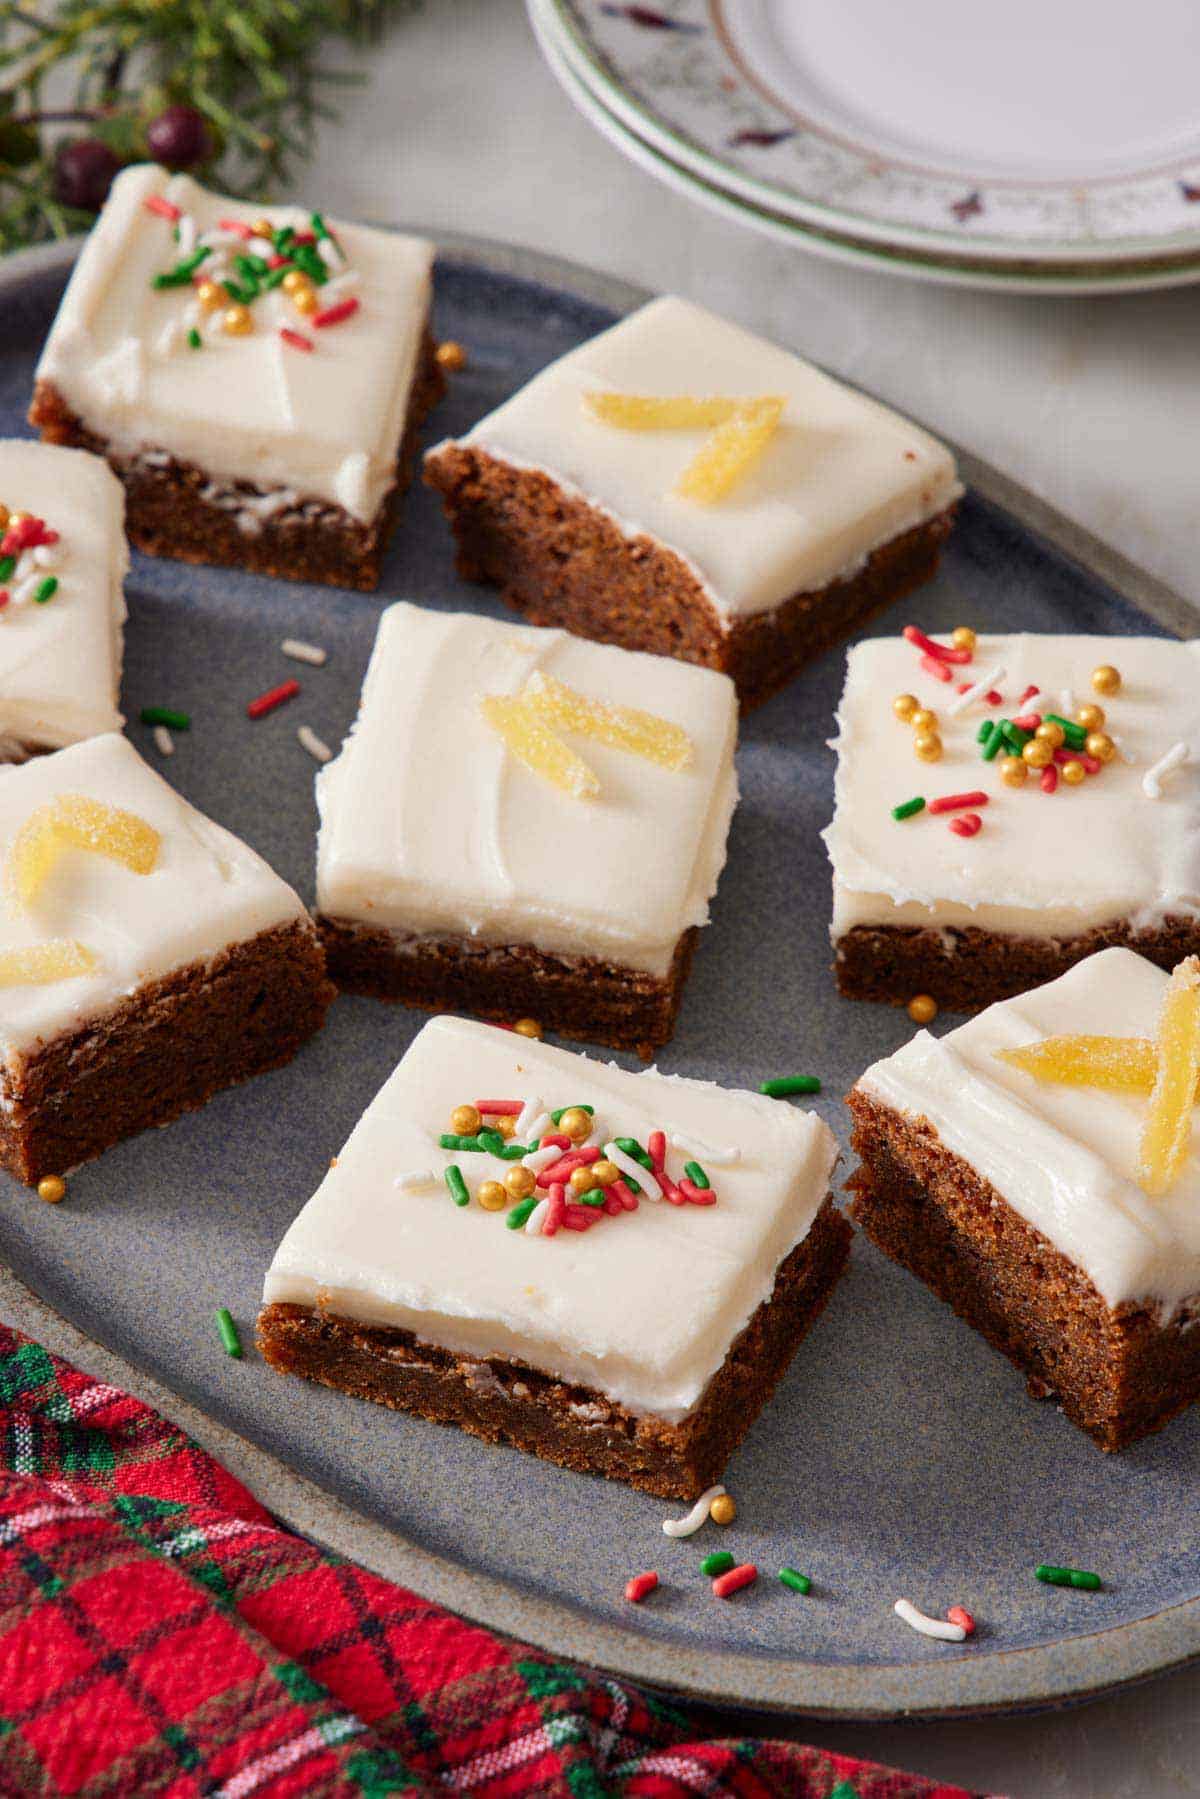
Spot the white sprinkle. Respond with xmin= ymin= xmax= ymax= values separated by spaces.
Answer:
xmin=662 ymin=1484 xmax=726 ymax=1539
xmin=668 ymin=1132 xmax=741 ymax=1166
xmin=894 ymin=1599 xmax=967 ymax=1642
xmin=1060 ymin=688 xmax=1076 ymax=717
xmin=1143 ymin=741 xmax=1189 ymax=799
xmin=948 ymin=664 xmax=1007 ymax=717
xmin=153 ymin=725 xmax=174 ymax=758
xmin=248 ymin=235 xmax=274 ymax=260
xmin=32 ymin=544 xmax=59 ymax=570
xmin=524 ymin=1197 xmax=550 ymax=1237
xmin=522 ymin=1143 xmax=563 ymax=1174
xmin=1110 ymin=734 xmax=1138 ymax=766
xmin=605 ymin=1142 xmax=662 ymax=1201
xmin=177 ymin=213 xmax=196 ymax=256
xmin=393 ymin=1168 xmax=438 ymax=1191
xmin=514 ymin=1097 xmax=544 ymax=1141
xmin=319 ymin=270 xmax=359 ymax=304
xmin=154 ymin=316 xmax=183 ymax=359
xmin=281 ymin=638 xmax=328 ymax=666
xmin=297 ymin=724 xmax=332 ymax=764
xmin=11 ymin=575 xmax=39 ymax=606
xmin=318 ymin=235 xmax=345 ymax=268
xmin=199 ymin=227 xmax=243 ymax=248
xmin=12 ymin=551 xmax=34 ymax=583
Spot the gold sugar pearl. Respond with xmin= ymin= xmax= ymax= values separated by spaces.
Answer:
xmin=0 ymin=504 xmax=9 ymax=532
xmin=909 ymin=707 xmax=938 ymax=734
xmin=907 ymin=993 xmax=938 ymax=1026
xmin=282 ymin=269 xmax=311 ymax=295
xmin=493 ymin=1115 xmax=517 ymax=1141
xmin=7 ymin=512 xmax=29 ymax=531
xmin=590 ymin=1159 xmax=619 ymax=1187
xmin=893 ymin=692 xmax=919 ymax=723
xmin=1035 ymin=720 xmax=1065 ymax=749
xmin=1061 ymin=758 xmax=1087 ymax=786
xmin=1000 ymin=755 xmax=1028 ymax=788
xmin=504 ymin=1165 xmax=536 ymax=1200
xmin=222 ymin=303 xmax=253 ymax=336
xmin=1075 ymin=703 xmax=1105 ymax=732
xmin=558 ymin=1107 xmax=592 ymax=1144
xmin=951 ymin=626 xmax=977 ymax=653
xmin=37 ymin=1175 xmax=66 ymax=1204
xmin=709 ymin=1493 xmax=737 ymax=1526
xmin=1022 ymin=739 xmax=1053 ymax=769
xmin=292 ymin=287 xmax=320 ymax=317
xmin=451 ymin=1103 xmax=481 ymax=1136
xmin=513 ymin=1017 xmax=543 ymax=1040
xmin=250 ymin=217 xmax=274 ymax=240
xmin=1086 ymin=731 xmax=1116 ymax=765
xmin=1091 ymin=664 xmax=1121 ymax=697
xmin=914 ymin=732 xmax=943 ymax=764
xmin=196 ymin=279 xmax=224 ymax=312
xmin=568 ymin=1165 xmax=596 ymax=1197
xmin=477 ymin=1180 xmax=507 ymax=1212
xmin=436 ymin=340 xmax=467 ymax=372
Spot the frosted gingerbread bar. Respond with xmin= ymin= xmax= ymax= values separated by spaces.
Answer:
xmin=30 ymin=165 xmax=443 ymax=589
xmin=424 ymin=296 xmax=961 ymax=706
xmin=259 ymin=1013 xmax=848 ymax=1497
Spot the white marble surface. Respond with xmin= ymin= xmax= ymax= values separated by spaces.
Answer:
xmin=305 ymin=3 xmax=1200 ymax=1790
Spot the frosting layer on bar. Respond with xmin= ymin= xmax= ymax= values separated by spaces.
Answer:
xmin=856 ymin=949 xmax=1200 ymax=1315
xmin=0 ymin=442 xmax=125 ymax=751
xmin=0 ymin=733 xmax=309 ymax=1056
xmin=263 ymin=1014 xmax=838 ymax=1420
xmin=315 ymin=602 xmax=738 ymax=978
xmin=36 ymin=164 xmax=433 ymax=522
xmin=824 ymin=634 xmax=1200 ymax=940
xmin=433 ymin=295 xmax=960 ymax=620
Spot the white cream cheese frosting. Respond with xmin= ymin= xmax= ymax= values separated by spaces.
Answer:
xmin=0 ymin=732 xmax=309 ymax=1059
xmin=0 ymin=441 xmax=125 ymax=750
xmin=856 ymin=948 xmax=1200 ymax=1316
xmin=430 ymin=294 xmax=961 ymax=621
xmin=36 ymin=164 xmax=434 ymax=522
xmin=263 ymin=1013 xmax=839 ymax=1420
xmin=824 ymin=634 xmax=1200 ymax=941
xmin=315 ymin=602 xmax=739 ymax=978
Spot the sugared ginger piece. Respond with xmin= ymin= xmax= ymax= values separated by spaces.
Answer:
xmin=998 ymin=1035 xmax=1159 ymax=1096
xmin=479 ymin=696 xmax=600 ymax=800
xmin=9 ymin=795 xmax=160 ymax=907
xmin=1138 ymin=956 xmax=1200 ymax=1197
xmin=0 ymin=940 xmax=98 ymax=987
xmin=583 ymin=392 xmax=746 ymax=431
xmin=674 ymin=396 xmax=784 ymax=504
xmin=522 ymin=671 xmax=693 ymax=771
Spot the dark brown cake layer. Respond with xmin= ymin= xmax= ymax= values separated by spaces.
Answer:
xmin=423 ymin=443 xmax=956 ymax=708
xmin=29 ymin=327 xmax=445 ymax=591
xmin=846 ymin=1090 xmax=1200 ymax=1450
xmin=258 ymin=1195 xmax=852 ymax=1498
xmin=0 ymin=918 xmax=335 ymax=1185
xmin=835 ymin=916 xmax=1200 ymax=1012
xmin=317 ymin=916 xmax=700 ymax=1061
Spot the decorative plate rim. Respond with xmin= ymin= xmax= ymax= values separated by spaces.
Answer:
xmin=543 ymin=0 xmax=1200 ymax=265
xmin=2 ymin=229 xmax=1199 ymax=1721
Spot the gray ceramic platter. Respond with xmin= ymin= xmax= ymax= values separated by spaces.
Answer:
xmin=1 ymin=233 xmax=1198 ymax=1723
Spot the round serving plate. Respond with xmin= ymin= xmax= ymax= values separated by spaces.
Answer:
xmin=541 ymin=0 xmax=1200 ymax=270
xmin=532 ymin=1 xmax=1200 ymax=297
xmin=1 ymin=232 xmax=1199 ymax=1721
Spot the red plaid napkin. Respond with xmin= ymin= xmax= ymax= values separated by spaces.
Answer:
xmin=0 ymin=1324 xmax=983 ymax=1796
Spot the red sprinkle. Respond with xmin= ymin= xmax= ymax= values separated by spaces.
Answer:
xmin=947 ymin=1606 xmax=976 ymax=1635
xmin=562 ymin=1204 xmax=599 ymax=1231
xmin=218 ymin=217 xmax=253 ymax=238
xmin=1019 ymin=685 xmax=1040 ymax=705
xmin=903 ymin=625 xmax=972 ymax=665
xmin=267 ymin=253 xmax=290 ymax=269
xmin=537 ymin=1146 xmax=600 ymax=1188
xmin=312 ymin=296 xmax=360 ymax=329
xmin=247 ymin=678 xmax=300 ymax=720
xmin=1054 ymin=748 xmax=1101 ymax=774
xmin=0 ymin=592 xmax=8 ymax=610
xmin=712 ymin=1563 xmax=758 ymax=1599
xmin=958 ymin=682 xmax=1003 ymax=704
xmin=291 ymin=230 xmax=317 ymax=245
xmin=604 ymin=1192 xmax=624 ymax=1215
xmin=920 ymin=654 xmax=953 ymax=683
xmin=1041 ymin=765 xmax=1059 ymax=794
xmin=928 ymin=791 xmax=988 ymax=815
xmin=949 ymin=812 xmax=983 ymax=838
xmin=1011 ymin=713 xmax=1042 ymax=732
xmin=475 ymin=1100 xmax=522 ymax=1116
xmin=538 ymin=1133 xmax=571 ymax=1153
xmin=543 ymin=1182 xmax=566 ymax=1237
xmin=659 ymin=1169 xmax=685 ymax=1205
xmin=144 ymin=195 xmax=182 ymax=221
xmin=679 ymin=1177 xmax=717 ymax=1206
xmin=610 ymin=1178 xmax=639 ymax=1211
xmin=647 ymin=1129 xmax=667 ymax=1173
xmin=279 ymin=327 xmax=314 ymax=353
xmin=625 ymin=1572 xmax=659 ymax=1604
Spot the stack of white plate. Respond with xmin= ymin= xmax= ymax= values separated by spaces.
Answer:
xmin=530 ymin=0 xmax=1200 ymax=294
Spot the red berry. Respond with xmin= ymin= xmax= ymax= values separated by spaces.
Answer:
xmin=146 ymin=104 xmax=214 ymax=171
xmin=53 ymin=138 xmax=120 ymax=212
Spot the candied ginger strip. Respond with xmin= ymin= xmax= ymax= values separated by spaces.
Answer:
xmin=582 ymin=393 xmax=743 ymax=431
xmin=480 ymin=695 xmax=600 ymax=800
xmin=1138 ymin=957 xmax=1200 ymax=1196
xmin=522 ymin=671 xmax=693 ymax=771
xmin=673 ymin=396 xmax=785 ymax=505
xmin=998 ymin=1035 xmax=1158 ymax=1095
xmin=0 ymin=940 xmax=98 ymax=987
xmin=9 ymin=795 xmax=160 ymax=908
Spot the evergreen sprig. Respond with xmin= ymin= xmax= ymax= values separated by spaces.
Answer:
xmin=0 ymin=0 xmax=417 ymax=253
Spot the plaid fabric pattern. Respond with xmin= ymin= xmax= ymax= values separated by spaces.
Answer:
xmin=0 ymin=1327 xmax=982 ymax=1797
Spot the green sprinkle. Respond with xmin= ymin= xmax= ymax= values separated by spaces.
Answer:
xmin=139 ymin=706 xmax=190 ymax=731
xmin=310 ymin=210 xmax=329 ymax=239
xmin=506 ymin=1196 xmax=538 ymax=1229
xmin=614 ymin=1136 xmax=654 ymax=1169
xmin=1035 ymin=1564 xmax=1101 ymax=1591
xmin=1000 ymin=720 xmax=1029 ymax=752
xmin=700 ymin=1551 xmax=735 ymax=1577
xmin=262 ymin=265 xmax=292 ymax=291
xmin=444 ymin=1165 xmax=469 ymax=1207
xmin=891 ymin=796 xmax=925 ymax=822
xmin=151 ymin=246 xmax=210 ymax=288
xmin=577 ymin=1188 xmax=606 ymax=1207
xmin=497 ymin=1143 xmax=529 ymax=1161
xmin=0 ymin=556 xmax=14 ymax=584
xmin=683 ymin=1160 xmax=710 ymax=1190
xmin=477 ymin=1128 xmax=507 ymax=1157
xmin=236 ymin=252 xmax=269 ymax=278
xmin=32 ymin=577 xmax=57 ymax=604
xmin=551 ymin=1104 xmax=594 ymax=1125
xmin=187 ymin=327 xmax=202 ymax=350
xmin=215 ymin=1308 xmax=242 ymax=1358
xmin=778 ymin=1567 xmax=812 ymax=1595
xmin=760 ymin=1075 xmax=821 ymax=1098
xmin=222 ymin=278 xmax=256 ymax=304
xmin=976 ymin=719 xmax=993 ymax=744
xmin=980 ymin=720 xmax=1004 ymax=761
xmin=274 ymin=225 xmax=295 ymax=253
xmin=1046 ymin=714 xmax=1087 ymax=747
